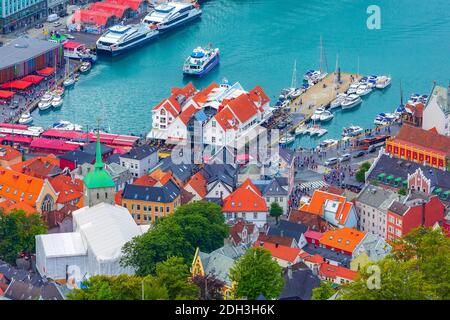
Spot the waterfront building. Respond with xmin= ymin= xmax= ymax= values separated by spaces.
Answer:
xmin=0 ymin=38 xmax=62 ymax=84
xmin=298 ymin=189 xmax=358 ymax=229
xmin=403 ymin=103 xmax=424 ymax=127
xmin=119 ymin=144 xmax=158 ymax=179
xmin=422 ymin=84 xmax=450 ymax=137
xmin=35 ymin=202 xmax=149 ymax=282
xmin=222 ymin=179 xmax=268 ymax=228
xmin=82 ymin=134 xmax=116 ymax=207
xmin=355 ymin=184 xmax=404 ymax=238
xmin=191 ymin=244 xmax=246 ymax=300
xmin=0 ymin=0 xmax=47 ymax=34
xmin=385 ymin=124 xmax=450 ymax=171
xmin=120 ymin=179 xmax=181 ymax=225
xmin=386 ymin=190 xmax=445 ymax=241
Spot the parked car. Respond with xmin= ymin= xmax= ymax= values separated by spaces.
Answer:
xmin=47 ymin=14 xmax=59 ymax=23
xmin=353 ymin=151 xmax=366 ymax=158
xmin=64 ymin=34 xmax=75 ymax=39
xmin=53 ymin=21 xmax=62 ymax=27
xmin=368 ymin=145 xmax=377 ymax=153
xmin=339 ymin=153 xmax=352 ymax=162
xmin=35 ymin=23 xmax=44 ymax=29
xmin=324 ymin=157 xmax=339 ymax=166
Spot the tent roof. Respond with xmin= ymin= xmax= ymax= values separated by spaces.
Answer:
xmin=63 ymin=41 xmax=82 ymax=50
xmin=0 ymin=90 xmax=15 ymax=99
xmin=0 ymin=80 xmax=33 ymax=90
xmin=38 ymin=232 xmax=87 ymax=258
xmin=21 ymin=75 xmax=44 ymax=84
xmin=36 ymin=67 xmax=55 ymax=76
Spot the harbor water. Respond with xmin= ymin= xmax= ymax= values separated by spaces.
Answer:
xmin=32 ymin=0 xmax=450 ymax=147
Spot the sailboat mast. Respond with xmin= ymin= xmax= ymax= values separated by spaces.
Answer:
xmin=319 ymin=36 xmax=328 ymax=74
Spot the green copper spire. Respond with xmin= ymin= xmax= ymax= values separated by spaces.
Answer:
xmin=94 ymin=130 xmax=103 ymax=170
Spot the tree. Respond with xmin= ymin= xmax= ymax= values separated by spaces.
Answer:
xmin=312 ymin=281 xmax=336 ymax=300
xmin=340 ymin=227 xmax=450 ymax=300
xmin=355 ymin=161 xmax=372 ymax=183
xmin=0 ymin=209 xmax=47 ymax=264
xmin=269 ymin=202 xmax=283 ymax=224
xmin=398 ymin=187 xmax=407 ymax=196
xmin=230 ymin=247 xmax=284 ymax=300
xmin=155 ymin=256 xmax=199 ymax=300
xmin=192 ymin=274 xmax=226 ymax=300
xmin=121 ymin=201 xmax=228 ymax=276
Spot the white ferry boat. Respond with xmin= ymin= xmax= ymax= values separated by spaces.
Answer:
xmin=96 ymin=24 xmax=159 ymax=56
xmin=183 ymin=46 xmax=220 ymax=77
xmin=142 ymin=2 xmax=202 ymax=32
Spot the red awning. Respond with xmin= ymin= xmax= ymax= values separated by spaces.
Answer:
xmin=21 ymin=75 xmax=45 ymax=85
xmin=0 ymin=90 xmax=15 ymax=99
xmin=63 ymin=41 xmax=82 ymax=50
xmin=36 ymin=67 xmax=55 ymax=76
xmin=0 ymin=80 xmax=33 ymax=90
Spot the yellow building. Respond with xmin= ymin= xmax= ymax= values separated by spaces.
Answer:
xmin=191 ymin=245 xmax=246 ymax=300
xmin=121 ymin=180 xmax=181 ymax=224
xmin=350 ymin=252 xmax=370 ymax=272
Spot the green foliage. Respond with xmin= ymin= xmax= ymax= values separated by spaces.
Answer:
xmin=340 ymin=227 xmax=450 ymax=300
xmin=355 ymin=161 xmax=372 ymax=183
xmin=269 ymin=202 xmax=283 ymax=223
xmin=121 ymin=201 xmax=228 ymax=276
xmin=312 ymin=281 xmax=336 ymax=300
xmin=68 ymin=257 xmax=198 ymax=300
xmin=398 ymin=187 xmax=407 ymax=196
xmin=0 ymin=209 xmax=47 ymax=264
xmin=230 ymin=247 xmax=284 ymax=300
xmin=360 ymin=161 xmax=371 ymax=171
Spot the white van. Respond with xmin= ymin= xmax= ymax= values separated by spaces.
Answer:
xmin=47 ymin=14 xmax=59 ymax=23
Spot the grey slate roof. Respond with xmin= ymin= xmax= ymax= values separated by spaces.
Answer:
xmin=122 ymin=180 xmax=180 ymax=203
xmin=356 ymin=233 xmax=392 ymax=262
xmin=267 ymin=220 xmax=307 ymax=242
xmin=203 ymin=164 xmax=237 ymax=187
xmin=59 ymin=150 xmax=95 ymax=164
xmin=160 ymin=156 xmax=198 ymax=183
xmin=4 ymin=280 xmax=64 ymax=300
xmin=279 ymin=266 xmax=320 ymax=300
xmin=120 ymin=145 xmax=157 ymax=160
xmin=254 ymin=178 xmax=288 ymax=196
xmin=81 ymin=142 xmax=113 ymax=156
xmin=302 ymin=244 xmax=351 ymax=268
xmin=356 ymin=184 xmax=404 ymax=211
xmin=106 ymin=153 xmax=121 ymax=164
xmin=0 ymin=38 xmax=60 ymax=69
xmin=388 ymin=201 xmax=409 ymax=216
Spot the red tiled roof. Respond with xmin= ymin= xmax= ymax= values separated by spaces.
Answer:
xmin=393 ymin=124 xmax=450 ymax=157
xmin=257 ymin=233 xmax=295 ymax=247
xmin=248 ymin=85 xmax=270 ymax=110
xmin=254 ymin=241 xmax=300 ymax=263
xmin=320 ymin=228 xmax=365 ymax=253
xmin=0 ymin=145 xmax=22 ymax=162
xmin=288 ymin=209 xmax=332 ymax=232
xmin=304 ymin=253 xmax=325 ymax=264
xmin=171 ymin=83 xmax=197 ymax=99
xmin=179 ymin=104 xmax=198 ymax=125
xmin=153 ymin=96 xmax=181 ymax=117
xmin=49 ymin=175 xmax=84 ymax=207
xmin=224 ymin=94 xmax=260 ymax=124
xmin=214 ymin=107 xmax=239 ymax=131
xmin=319 ymin=263 xmax=358 ymax=281
xmin=193 ymin=82 xmax=219 ymax=105
xmin=223 ymin=179 xmax=267 ymax=212
xmin=133 ymin=175 xmax=157 ymax=187
xmin=186 ymin=171 xmax=207 ymax=198
xmin=10 ymin=155 xmax=60 ymax=179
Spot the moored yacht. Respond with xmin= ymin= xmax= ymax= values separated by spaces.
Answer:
xmin=52 ymin=121 xmax=83 ymax=131
xmin=183 ymin=46 xmax=220 ymax=77
xmin=342 ymin=125 xmax=364 ymax=137
xmin=330 ymin=93 xmax=347 ymax=110
xmin=356 ymin=83 xmax=372 ymax=96
xmin=319 ymin=110 xmax=334 ymax=122
xmin=142 ymin=1 xmax=202 ymax=32
xmin=311 ymin=107 xmax=325 ymax=121
xmin=341 ymin=94 xmax=362 ymax=110
xmin=51 ymin=95 xmax=63 ymax=109
xmin=376 ymin=76 xmax=391 ymax=89
xmin=18 ymin=112 xmax=33 ymax=125
xmin=96 ymin=24 xmax=159 ymax=56
xmin=38 ymin=92 xmax=53 ymax=111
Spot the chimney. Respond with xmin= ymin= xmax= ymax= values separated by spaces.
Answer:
xmin=280 ymin=230 xmax=284 ymax=237
xmin=259 ymin=241 xmax=265 ymax=247
xmin=287 ymin=263 xmax=293 ymax=279
xmin=275 ymin=243 xmax=279 ymax=248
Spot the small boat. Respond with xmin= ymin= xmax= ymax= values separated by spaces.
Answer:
xmin=63 ymin=77 xmax=75 ymax=87
xmin=183 ymin=46 xmax=220 ymax=77
xmin=38 ymin=92 xmax=53 ymax=111
xmin=341 ymin=94 xmax=362 ymax=110
xmin=295 ymin=126 xmax=307 ymax=136
xmin=51 ymin=95 xmax=64 ymax=108
xmin=342 ymin=125 xmax=364 ymax=137
xmin=52 ymin=86 xmax=65 ymax=97
xmin=347 ymin=83 xmax=359 ymax=94
xmin=79 ymin=61 xmax=91 ymax=74
xmin=291 ymin=89 xmax=302 ymax=99
xmin=309 ymin=126 xmax=322 ymax=136
xmin=18 ymin=112 xmax=33 ymax=125
xmin=311 ymin=107 xmax=325 ymax=121
xmin=374 ymin=116 xmax=390 ymax=126
xmin=375 ymin=76 xmax=391 ymax=89
xmin=52 ymin=120 xmax=83 ymax=131
xmin=319 ymin=110 xmax=334 ymax=122
xmin=279 ymin=134 xmax=295 ymax=145
xmin=316 ymin=128 xmax=328 ymax=137
xmin=356 ymin=84 xmax=372 ymax=96
xmin=279 ymin=88 xmax=296 ymax=100
xmin=330 ymin=93 xmax=347 ymax=109
xmin=320 ymin=139 xmax=338 ymax=148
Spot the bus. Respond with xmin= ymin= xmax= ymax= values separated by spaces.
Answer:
xmin=360 ymin=135 xmax=390 ymax=150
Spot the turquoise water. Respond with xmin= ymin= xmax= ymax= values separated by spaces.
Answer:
xmin=32 ymin=0 xmax=450 ymax=147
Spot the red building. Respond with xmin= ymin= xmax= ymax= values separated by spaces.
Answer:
xmin=387 ymin=192 xmax=445 ymax=241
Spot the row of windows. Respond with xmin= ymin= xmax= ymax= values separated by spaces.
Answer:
xmin=388 ymin=215 xmax=402 ymax=226
xmin=266 ymin=197 xmax=284 ymax=203
xmin=226 ymin=212 xmax=259 ymax=220
xmin=131 ymin=213 xmax=159 ymax=222
xmin=125 ymin=203 xmax=171 ymax=213
xmin=0 ymin=185 xmax=34 ymax=201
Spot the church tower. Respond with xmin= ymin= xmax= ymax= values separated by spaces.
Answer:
xmin=83 ymin=131 xmax=115 ymax=207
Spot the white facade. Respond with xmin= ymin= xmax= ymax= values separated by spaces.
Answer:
xmin=206 ymin=181 xmax=232 ymax=199
xmin=265 ymin=195 xmax=288 ymax=215
xmin=225 ymin=211 xmax=267 ymax=228
xmin=422 ymin=85 xmax=450 ymax=136
xmin=167 ymin=117 xmax=189 ymax=141
xmin=119 ymin=151 xmax=158 ymax=179
xmin=35 ymin=203 xmax=147 ymax=282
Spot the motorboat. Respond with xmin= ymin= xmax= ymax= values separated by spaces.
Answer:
xmin=375 ymin=76 xmax=391 ymax=89
xmin=316 ymin=128 xmax=328 ymax=137
xmin=342 ymin=125 xmax=364 ymax=137
xmin=18 ymin=112 xmax=33 ymax=125
xmin=183 ymin=46 xmax=220 ymax=77
xmin=311 ymin=107 xmax=325 ymax=121
xmin=341 ymin=94 xmax=362 ymax=110
xmin=279 ymin=134 xmax=295 ymax=145
xmin=330 ymin=93 xmax=347 ymax=109
xmin=52 ymin=86 xmax=65 ymax=97
xmin=291 ymin=89 xmax=302 ymax=99
xmin=374 ymin=116 xmax=390 ymax=126
xmin=279 ymin=88 xmax=295 ymax=100
xmin=142 ymin=2 xmax=202 ymax=32
xmin=96 ymin=24 xmax=159 ymax=56
xmin=320 ymin=139 xmax=338 ymax=148
xmin=63 ymin=77 xmax=75 ymax=87
xmin=319 ymin=110 xmax=334 ymax=122
xmin=356 ymin=84 xmax=372 ymax=96
xmin=38 ymin=92 xmax=53 ymax=111
xmin=52 ymin=120 xmax=83 ymax=131
xmin=51 ymin=95 xmax=63 ymax=108
xmin=347 ymin=83 xmax=360 ymax=94
xmin=366 ymin=76 xmax=378 ymax=88
xmin=309 ymin=125 xmax=322 ymax=136
xmin=79 ymin=61 xmax=91 ymax=74
xmin=295 ymin=125 xmax=307 ymax=136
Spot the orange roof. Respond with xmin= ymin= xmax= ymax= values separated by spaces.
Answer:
xmin=133 ymin=175 xmax=157 ymax=187
xmin=179 ymin=104 xmax=198 ymax=125
xmin=254 ymin=241 xmax=300 ymax=263
xmin=186 ymin=171 xmax=207 ymax=198
xmin=171 ymin=82 xmax=197 ymax=99
xmin=0 ymin=167 xmax=44 ymax=207
xmin=319 ymin=263 xmax=358 ymax=281
xmin=299 ymin=190 xmax=353 ymax=226
xmin=10 ymin=155 xmax=60 ymax=179
xmin=49 ymin=175 xmax=84 ymax=207
xmin=320 ymin=228 xmax=365 ymax=253
xmin=223 ymin=93 xmax=260 ymax=124
xmin=153 ymin=96 xmax=181 ymax=117
xmin=248 ymin=85 xmax=270 ymax=110
xmin=222 ymin=179 xmax=267 ymax=212
xmin=214 ymin=107 xmax=239 ymax=131
xmin=6 ymin=202 xmax=36 ymax=215
xmin=304 ymin=253 xmax=325 ymax=264
xmin=149 ymin=168 xmax=166 ymax=181
xmin=115 ymin=191 xmax=122 ymax=205
xmin=0 ymin=145 xmax=22 ymax=162
xmin=159 ymin=171 xmax=173 ymax=186
xmin=193 ymin=82 xmax=219 ymax=105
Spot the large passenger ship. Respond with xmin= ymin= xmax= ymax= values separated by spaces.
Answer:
xmin=142 ymin=2 xmax=202 ymax=32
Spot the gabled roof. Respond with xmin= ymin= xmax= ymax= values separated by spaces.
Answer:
xmin=49 ymin=175 xmax=84 ymax=207
xmin=279 ymin=267 xmax=320 ymax=300
xmin=11 ymin=155 xmax=61 ymax=179
xmin=119 ymin=144 xmax=157 ymax=160
xmin=192 ymin=82 xmax=219 ymax=105
xmin=248 ymin=85 xmax=270 ymax=110
xmin=222 ymin=179 xmax=268 ymax=212
xmin=171 ymin=82 xmax=197 ymax=99
xmin=319 ymin=263 xmax=358 ymax=281
xmin=254 ymin=178 xmax=288 ymax=196
xmin=59 ymin=150 xmax=96 ymax=165
xmin=133 ymin=175 xmax=157 ymax=187
xmin=81 ymin=142 xmax=113 ymax=156
xmin=122 ymin=180 xmax=181 ymax=203
xmin=178 ymin=104 xmax=198 ymax=125
xmin=320 ymin=228 xmax=365 ymax=253
xmin=186 ymin=171 xmax=207 ymax=198
xmin=153 ymin=96 xmax=181 ymax=117
xmin=222 ymin=93 xmax=260 ymax=124
xmin=0 ymin=146 xmax=22 ymax=162
xmin=0 ymin=167 xmax=45 ymax=207
xmin=267 ymin=220 xmax=308 ymax=241
xmin=257 ymin=233 xmax=295 ymax=247
xmin=254 ymin=241 xmax=300 ymax=263
xmin=288 ymin=209 xmax=332 ymax=232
